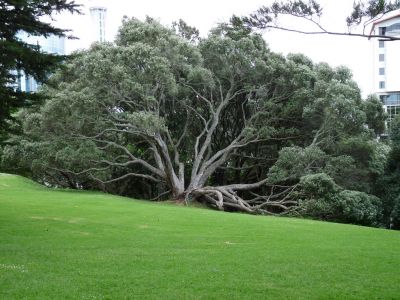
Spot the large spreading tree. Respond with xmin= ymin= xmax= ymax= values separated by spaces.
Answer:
xmin=0 ymin=0 xmax=80 ymax=141
xmin=6 ymin=17 xmax=383 ymax=218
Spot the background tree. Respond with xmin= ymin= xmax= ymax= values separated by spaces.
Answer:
xmin=241 ymin=0 xmax=400 ymax=40
xmin=375 ymin=115 xmax=400 ymax=228
xmin=363 ymin=94 xmax=387 ymax=137
xmin=0 ymin=0 xmax=80 ymax=142
xmin=172 ymin=19 xmax=200 ymax=43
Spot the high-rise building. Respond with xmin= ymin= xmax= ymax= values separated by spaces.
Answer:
xmin=89 ymin=0 xmax=107 ymax=43
xmin=370 ymin=10 xmax=400 ymax=131
xmin=16 ymin=32 xmax=65 ymax=92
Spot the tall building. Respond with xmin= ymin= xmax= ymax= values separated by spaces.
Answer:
xmin=370 ymin=10 xmax=400 ymax=130
xmin=89 ymin=0 xmax=107 ymax=43
xmin=16 ymin=32 xmax=65 ymax=92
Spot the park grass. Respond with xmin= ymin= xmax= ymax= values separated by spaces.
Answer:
xmin=0 ymin=174 xmax=399 ymax=299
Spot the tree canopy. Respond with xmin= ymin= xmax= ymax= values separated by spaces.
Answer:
xmin=0 ymin=0 xmax=80 ymax=141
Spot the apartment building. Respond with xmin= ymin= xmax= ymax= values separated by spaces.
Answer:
xmin=370 ymin=10 xmax=400 ymax=130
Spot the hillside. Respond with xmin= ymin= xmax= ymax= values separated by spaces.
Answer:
xmin=0 ymin=174 xmax=399 ymax=299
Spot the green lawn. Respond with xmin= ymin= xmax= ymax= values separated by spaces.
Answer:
xmin=0 ymin=174 xmax=399 ymax=299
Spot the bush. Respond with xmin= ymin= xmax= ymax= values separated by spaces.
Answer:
xmin=297 ymin=173 xmax=341 ymax=220
xmin=299 ymin=173 xmax=339 ymax=198
xmin=298 ymin=173 xmax=381 ymax=226
xmin=337 ymin=190 xmax=381 ymax=226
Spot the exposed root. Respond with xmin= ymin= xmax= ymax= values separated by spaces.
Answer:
xmin=191 ymin=183 xmax=298 ymax=214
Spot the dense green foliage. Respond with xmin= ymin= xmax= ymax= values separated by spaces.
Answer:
xmin=363 ymin=95 xmax=387 ymax=137
xmin=0 ymin=0 xmax=80 ymax=141
xmin=298 ymin=173 xmax=381 ymax=226
xmin=1 ymin=174 xmax=400 ymax=299
xmin=374 ymin=115 xmax=400 ymax=229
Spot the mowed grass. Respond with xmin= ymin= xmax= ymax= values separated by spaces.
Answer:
xmin=0 ymin=174 xmax=399 ymax=299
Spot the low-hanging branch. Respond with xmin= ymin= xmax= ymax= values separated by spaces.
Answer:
xmin=241 ymin=0 xmax=400 ymax=41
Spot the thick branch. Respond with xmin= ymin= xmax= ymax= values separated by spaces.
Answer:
xmin=92 ymin=172 xmax=161 ymax=184
xmin=257 ymin=25 xmax=400 ymax=41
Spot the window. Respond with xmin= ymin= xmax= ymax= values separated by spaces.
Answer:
xmin=379 ymin=27 xmax=386 ymax=35
xmin=379 ymin=40 xmax=385 ymax=48
xmin=386 ymin=104 xmax=400 ymax=130
xmin=379 ymin=54 xmax=385 ymax=61
xmin=386 ymin=23 xmax=400 ymax=34
xmin=379 ymin=81 xmax=385 ymax=89
xmin=379 ymin=68 xmax=385 ymax=75
xmin=385 ymin=93 xmax=400 ymax=106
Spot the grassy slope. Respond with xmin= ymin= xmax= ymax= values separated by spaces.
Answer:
xmin=0 ymin=174 xmax=399 ymax=299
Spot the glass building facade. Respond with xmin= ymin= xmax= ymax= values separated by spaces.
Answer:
xmin=380 ymin=93 xmax=400 ymax=128
xmin=16 ymin=32 xmax=65 ymax=93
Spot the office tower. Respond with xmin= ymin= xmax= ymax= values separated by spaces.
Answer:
xmin=89 ymin=0 xmax=107 ymax=43
xmin=370 ymin=10 xmax=400 ymax=131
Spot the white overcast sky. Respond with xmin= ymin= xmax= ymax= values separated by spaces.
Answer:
xmin=54 ymin=0 xmax=375 ymax=96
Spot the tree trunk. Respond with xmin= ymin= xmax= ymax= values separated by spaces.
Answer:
xmin=171 ymin=181 xmax=186 ymax=203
